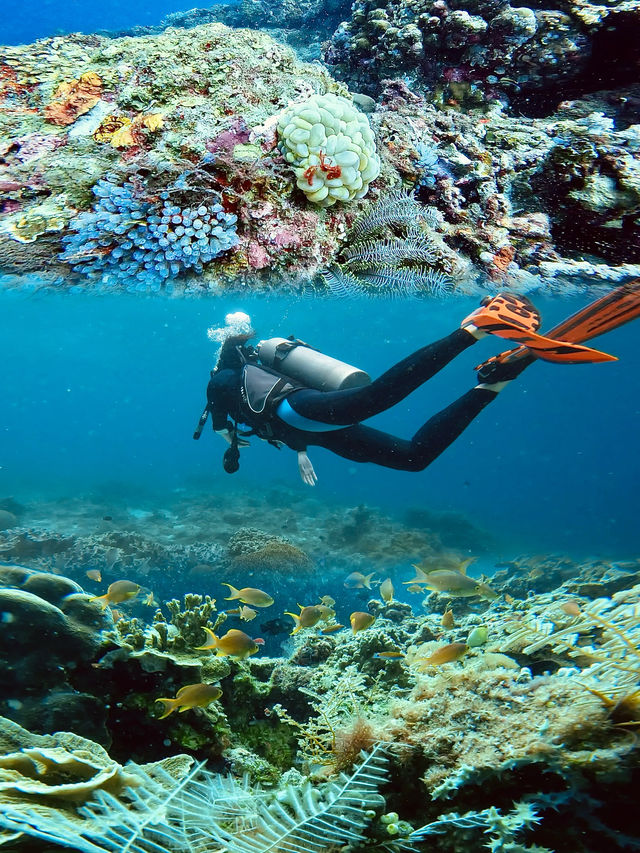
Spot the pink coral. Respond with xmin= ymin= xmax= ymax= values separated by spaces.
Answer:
xmin=247 ymin=241 xmax=271 ymax=269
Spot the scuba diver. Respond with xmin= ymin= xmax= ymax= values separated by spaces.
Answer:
xmin=194 ymin=284 xmax=640 ymax=485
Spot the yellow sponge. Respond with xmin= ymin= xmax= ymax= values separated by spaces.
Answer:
xmin=277 ymin=93 xmax=381 ymax=206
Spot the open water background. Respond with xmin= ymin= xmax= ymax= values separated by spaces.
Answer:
xmin=0 ymin=0 xmax=232 ymax=44
xmin=2 ymin=286 xmax=639 ymax=560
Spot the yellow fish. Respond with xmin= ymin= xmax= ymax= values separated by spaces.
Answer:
xmin=380 ymin=578 xmax=394 ymax=603
xmin=344 ymin=571 xmax=377 ymax=589
xmin=441 ymin=606 xmax=455 ymax=629
xmin=222 ymin=584 xmax=274 ymax=607
xmin=285 ymin=604 xmax=330 ymax=634
xmin=156 ymin=683 xmax=222 ymax=719
xmin=196 ymin=627 xmax=260 ymax=659
xmin=90 ymin=580 xmax=140 ymax=609
xmin=86 ymin=569 xmax=102 ymax=582
xmin=413 ymin=642 xmax=469 ymax=670
xmin=350 ymin=611 xmax=376 ymax=634
xmin=320 ymin=595 xmax=336 ymax=607
xmin=405 ymin=558 xmax=497 ymax=600
xmin=319 ymin=623 xmax=345 ymax=634
xmin=226 ymin=606 xmax=257 ymax=620
xmin=372 ymin=650 xmax=404 ymax=659
xmin=406 ymin=584 xmax=426 ymax=594
xmin=238 ymin=605 xmax=258 ymax=621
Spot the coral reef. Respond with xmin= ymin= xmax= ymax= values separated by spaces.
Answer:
xmin=323 ymin=0 xmax=640 ymax=110
xmin=2 ymin=19 xmax=639 ymax=288
xmin=0 ymin=24 xmax=358 ymax=289
xmin=0 ymin=565 xmax=112 ymax=742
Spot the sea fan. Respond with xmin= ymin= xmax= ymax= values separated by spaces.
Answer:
xmin=205 ymin=744 xmax=388 ymax=853
xmin=0 ymin=748 xmax=389 ymax=853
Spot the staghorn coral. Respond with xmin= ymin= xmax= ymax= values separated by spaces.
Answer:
xmin=151 ymin=593 xmax=221 ymax=653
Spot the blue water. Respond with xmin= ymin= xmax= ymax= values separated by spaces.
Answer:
xmin=2 ymin=287 xmax=638 ymax=559
xmin=0 ymin=0 xmax=227 ymax=44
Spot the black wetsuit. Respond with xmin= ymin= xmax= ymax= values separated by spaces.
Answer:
xmin=206 ymin=328 xmax=498 ymax=472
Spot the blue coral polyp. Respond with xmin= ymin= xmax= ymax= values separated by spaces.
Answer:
xmin=60 ymin=178 xmax=238 ymax=289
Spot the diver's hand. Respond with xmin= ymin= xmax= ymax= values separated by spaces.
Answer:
xmin=216 ymin=429 xmax=250 ymax=447
xmin=297 ymin=451 xmax=317 ymax=486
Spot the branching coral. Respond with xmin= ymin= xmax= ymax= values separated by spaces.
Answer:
xmin=500 ymin=584 xmax=640 ymax=725
xmin=151 ymin=594 xmax=221 ymax=654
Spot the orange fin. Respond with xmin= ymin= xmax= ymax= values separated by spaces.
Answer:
xmin=487 ymin=327 xmax=617 ymax=363
xmin=476 ymin=280 xmax=640 ymax=372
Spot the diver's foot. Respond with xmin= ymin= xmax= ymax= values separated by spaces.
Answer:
xmin=462 ymin=292 xmax=542 ymax=341
xmin=476 ymin=351 xmax=537 ymax=384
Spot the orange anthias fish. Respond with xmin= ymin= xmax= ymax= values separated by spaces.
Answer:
xmin=156 ymin=683 xmax=222 ymax=719
xmin=222 ymin=584 xmax=274 ymax=607
xmin=373 ymin=650 xmax=404 ymax=659
xmin=380 ymin=578 xmax=394 ymax=603
xmin=285 ymin=604 xmax=333 ymax=634
xmin=196 ymin=628 xmax=260 ymax=659
xmin=320 ymin=595 xmax=336 ymax=607
xmin=90 ymin=580 xmax=140 ymax=609
xmin=86 ymin=569 xmax=102 ymax=582
xmin=414 ymin=642 xmax=469 ymax=670
xmin=350 ymin=611 xmax=376 ymax=634
xmin=344 ymin=571 xmax=377 ymax=589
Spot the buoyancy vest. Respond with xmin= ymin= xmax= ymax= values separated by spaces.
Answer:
xmin=239 ymin=363 xmax=303 ymax=439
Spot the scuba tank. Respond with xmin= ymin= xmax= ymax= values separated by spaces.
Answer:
xmin=256 ymin=337 xmax=370 ymax=391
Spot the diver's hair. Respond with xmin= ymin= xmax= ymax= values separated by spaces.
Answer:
xmin=214 ymin=333 xmax=254 ymax=372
